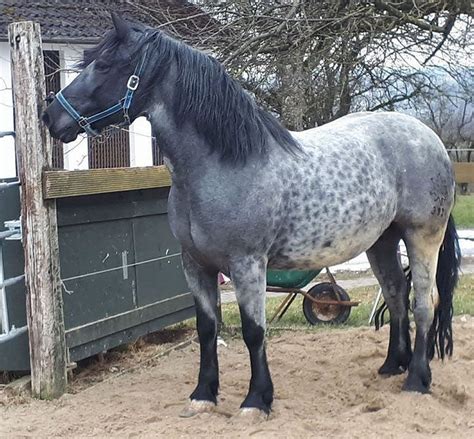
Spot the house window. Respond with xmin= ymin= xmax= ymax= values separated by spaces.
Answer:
xmin=88 ymin=127 xmax=131 ymax=168
xmin=152 ymin=137 xmax=164 ymax=166
xmin=43 ymin=50 xmax=64 ymax=169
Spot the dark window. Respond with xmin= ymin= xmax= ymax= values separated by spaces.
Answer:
xmin=152 ymin=137 xmax=164 ymax=166
xmin=43 ymin=50 xmax=64 ymax=169
xmin=88 ymin=127 xmax=131 ymax=168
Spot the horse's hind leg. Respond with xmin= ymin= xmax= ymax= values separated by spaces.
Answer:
xmin=181 ymin=251 xmax=220 ymax=415
xmin=402 ymin=228 xmax=444 ymax=393
xmin=231 ymin=256 xmax=273 ymax=415
xmin=367 ymin=226 xmax=412 ymax=375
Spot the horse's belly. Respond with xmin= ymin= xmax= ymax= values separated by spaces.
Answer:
xmin=268 ymin=216 xmax=392 ymax=270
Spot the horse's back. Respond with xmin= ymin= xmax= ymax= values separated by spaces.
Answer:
xmin=268 ymin=111 xmax=454 ymax=269
xmin=292 ymin=111 xmax=455 ymax=226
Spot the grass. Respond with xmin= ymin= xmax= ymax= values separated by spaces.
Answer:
xmin=219 ymin=274 xmax=474 ymax=334
xmin=453 ymin=194 xmax=474 ymax=228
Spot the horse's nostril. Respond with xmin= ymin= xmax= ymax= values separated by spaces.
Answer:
xmin=42 ymin=111 xmax=50 ymax=127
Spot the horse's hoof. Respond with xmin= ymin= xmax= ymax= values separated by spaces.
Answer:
xmin=402 ymin=376 xmax=431 ymax=394
xmin=402 ymin=381 xmax=431 ymax=394
xmin=378 ymin=363 xmax=406 ymax=376
xmin=237 ymin=407 xmax=268 ymax=421
xmin=179 ymin=399 xmax=216 ymax=418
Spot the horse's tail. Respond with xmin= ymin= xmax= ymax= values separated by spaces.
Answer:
xmin=428 ymin=215 xmax=462 ymax=360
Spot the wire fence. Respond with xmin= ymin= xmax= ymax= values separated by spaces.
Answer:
xmin=61 ymin=252 xmax=182 ymax=295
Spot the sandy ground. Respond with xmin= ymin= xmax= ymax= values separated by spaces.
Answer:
xmin=1 ymin=317 xmax=473 ymax=438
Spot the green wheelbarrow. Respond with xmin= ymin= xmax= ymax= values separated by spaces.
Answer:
xmin=266 ymin=267 xmax=360 ymax=325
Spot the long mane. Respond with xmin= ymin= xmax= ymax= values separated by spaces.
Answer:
xmin=80 ymin=28 xmax=301 ymax=163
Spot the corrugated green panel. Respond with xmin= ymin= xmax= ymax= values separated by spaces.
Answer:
xmin=57 ymin=187 xmax=191 ymax=334
xmin=65 ymin=293 xmax=194 ymax=347
xmin=2 ymin=240 xmax=26 ymax=328
xmin=0 ymin=181 xmax=20 ymax=225
xmin=68 ymin=307 xmax=194 ymax=362
xmin=132 ymin=215 xmax=188 ymax=307
xmin=0 ymin=328 xmax=30 ymax=371
xmin=59 ymin=219 xmax=137 ymax=330
xmin=57 ymin=187 xmax=169 ymax=226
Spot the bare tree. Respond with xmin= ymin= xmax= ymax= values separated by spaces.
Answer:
xmin=128 ymin=1 xmax=473 ymax=129
xmin=410 ymin=68 xmax=473 ymax=158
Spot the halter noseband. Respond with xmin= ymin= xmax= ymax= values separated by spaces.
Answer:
xmin=55 ymin=45 xmax=149 ymax=136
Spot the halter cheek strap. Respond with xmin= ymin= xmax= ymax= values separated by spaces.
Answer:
xmin=55 ymin=44 xmax=149 ymax=137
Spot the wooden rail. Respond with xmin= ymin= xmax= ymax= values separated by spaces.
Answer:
xmin=453 ymin=162 xmax=474 ymax=184
xmin=43 ymin=165 xmax=171 ymax=199
xmin=43 ymin=162 xmax=472 ymax=200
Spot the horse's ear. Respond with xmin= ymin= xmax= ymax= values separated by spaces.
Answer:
xmin=111 ymin=12 xmax=129 ymax=41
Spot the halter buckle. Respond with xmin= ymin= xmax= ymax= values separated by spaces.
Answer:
xmin=127 ymin=75 xmax=140 ymax=91
xmin=77 ymin=117 xmax=90 ymax=129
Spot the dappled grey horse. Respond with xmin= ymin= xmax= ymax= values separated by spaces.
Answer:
xmin=43 ymin=14 xmax=461 ymax=416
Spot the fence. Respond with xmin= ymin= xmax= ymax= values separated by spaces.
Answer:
xmin=0 ymin=167 xmax=194 ymax=373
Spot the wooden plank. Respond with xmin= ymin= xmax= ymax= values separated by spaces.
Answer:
xmin=453 ymin=162 xmax=474 ymax=184
xmin=43 ymin=165 xmax=171 ymax=199
xmin=43 ymin=158 xmax=471 ymax=201
xmin=9 ymin=21 xmax=67 ymax=399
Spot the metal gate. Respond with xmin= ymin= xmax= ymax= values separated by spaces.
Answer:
xmin=0 ymin=172 xmax=29 ymax=370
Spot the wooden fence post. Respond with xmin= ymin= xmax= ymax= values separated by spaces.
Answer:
xmin=8 ymin=21 xmax=67 ymax=399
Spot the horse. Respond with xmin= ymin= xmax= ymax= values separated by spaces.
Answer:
xmin=43 ymin=14 xmax=461 ymax=417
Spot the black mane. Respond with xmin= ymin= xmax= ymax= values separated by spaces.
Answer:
xmin=78 ymin=30 xmax=120 ymax=69
xmin=80 ymin=29 xmax=301 ymax=163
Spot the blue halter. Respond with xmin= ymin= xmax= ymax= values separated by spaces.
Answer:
xmin=55 ymin=45 xmax=149 ymax=136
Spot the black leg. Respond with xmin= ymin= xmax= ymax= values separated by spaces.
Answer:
xmin=379 ymin=314 xmax=412 ymax=375
xmin=402 ymin=330 xmax=431 ymax=393
xmin=190 ymin=306 xmax=219 ymax=403
xmin=239 ymin=311 xmax=273 ymax=413
xmin=231 ymin=256 xmax=273 ymax=414
xmin=366 ymin=227 xmax=412 ymax=376
xmin=181 ymin=252 xmax=220 ymax=410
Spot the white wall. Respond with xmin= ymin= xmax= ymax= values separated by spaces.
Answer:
xmin=0 ymin=42 xmax=16 ymax=178
xmin=0 ymin=41 xmax=153 ymax=178
xmin=130 ymin=116 xmax=153 ymax=167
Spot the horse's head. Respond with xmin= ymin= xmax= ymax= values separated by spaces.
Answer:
xmin=43 ymin=14 xmax=150 ymax=142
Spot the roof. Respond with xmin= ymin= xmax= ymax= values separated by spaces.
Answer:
xmin=0 ymin=0 xmax=213 ymax=44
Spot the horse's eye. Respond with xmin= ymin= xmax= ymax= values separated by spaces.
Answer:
xmin=95 ymin=60 xmax=111 ymax=73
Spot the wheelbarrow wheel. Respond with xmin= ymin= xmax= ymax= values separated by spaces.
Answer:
xmin=302 ymin=282 xmax=351 ymax=325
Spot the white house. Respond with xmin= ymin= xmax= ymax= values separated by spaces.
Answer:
xmin=0 ymin=0 xmax=208 ymax=178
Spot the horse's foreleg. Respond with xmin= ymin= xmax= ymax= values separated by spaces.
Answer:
xmin=366 ymin=228 xmax=412 ymax=375
xmin=182 ymin=251 xmax=219 ymax=414
xmin=231 ymin=256 xmax=273 ymax=415
xmin=403 ymin=231 xmax=443 ymax=393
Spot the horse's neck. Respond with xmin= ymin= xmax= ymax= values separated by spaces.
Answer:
xmin=147 ymin=101 xmax=210 ymax=181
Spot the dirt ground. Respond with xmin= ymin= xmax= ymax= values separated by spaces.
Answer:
xmin=1 ymin=317 xmax=473 ymax=439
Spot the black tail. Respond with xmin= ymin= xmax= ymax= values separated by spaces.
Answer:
xmin=428 ymin=215 xmax=462 ymax=360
